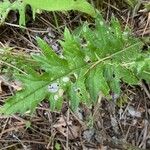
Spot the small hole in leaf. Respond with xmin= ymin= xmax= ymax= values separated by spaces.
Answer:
xmin=70 ymin=74 xmax=76 ymax=83
xmin=77 ymin=88 xmax=80 ymax=93
xmin=112 ymin=74 xmax=115 ymax=78
xmin=79 ymin=93 xmax=83 ymax=96
xmin=87 ymin=60 xmax=92 ymax=63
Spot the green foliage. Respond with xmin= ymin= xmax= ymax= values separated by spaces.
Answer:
xmin=145 ymin=2 xmax=150 ymax=11
xmin=0 ymin=0 xmax=95 ymax=26
xmin=124 ymin=0 xmax=138 ymax=8
xmin=0 ymin=14 xmax=150 ymax=115
xmin=55 ymin=142 xmax=61 ymax=150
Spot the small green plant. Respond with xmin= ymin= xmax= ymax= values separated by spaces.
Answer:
xmin=0 ymin=14 xmax=150 ymax=115
xmin=0 ymin=0 xmax=96 ymax=26
xmin=124 ymin=0 xmax=138 ymax=8
xmin=55 ymin=142 xmax=61 ymax=150
xmin=145 ymin=2 xmax=150 ymax=11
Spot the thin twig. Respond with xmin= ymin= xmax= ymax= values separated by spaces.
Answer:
xmin=141 ymin=81 xmax=150 ymax=99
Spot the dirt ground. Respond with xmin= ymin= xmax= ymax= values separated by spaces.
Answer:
xmin=0 ymin=1 xmax=150 ymax=149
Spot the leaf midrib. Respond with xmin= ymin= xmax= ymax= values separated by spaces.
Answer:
xmin=4 ymin=42 xmax=141 ymax=112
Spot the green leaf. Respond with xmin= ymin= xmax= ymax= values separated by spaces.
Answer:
xmin=1 ymin=14 xmax=149 ymax=115
xmin=132 ymin=57 xmax=150 ymax=81
xmin=61 ymin=28 xmax=86 ymax=68
xmin=69 ymin=83 xmax=80 ymax=111
xmin=36 ymin=37 xmax=65 ymax=64
xmin=116 ymin=65 xmax=139 ymax=85
xmin=86 ymin=65 xmax=110 ymax=102
xmin=104 ymin=64 xmax=121 ymax=94
xmin=124 ymin=0 xmax=138 ymax=8
xmin=48 ymin=94 xmax=63 ymax=111
xmin=35 ymin=37 xmax=68 ymax=73
xmin=0 ymin=74 xmax=48 ymax=115
xmin=0 ymin=0 xmax=95 ymax=26
xmin=145 ymin=2 xmax=150 ymax=11
xmin=24 ymin=0 xmax=96 ymax=17
xmin=68 ymin=69 xmax=90 ymax=111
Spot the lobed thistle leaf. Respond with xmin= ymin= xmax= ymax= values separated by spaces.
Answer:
xmin=0 ymin=14 xmax=149 ymax=115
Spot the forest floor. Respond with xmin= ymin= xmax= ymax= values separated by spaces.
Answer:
xmin=0 ymin=1 xmax=150 ymax=150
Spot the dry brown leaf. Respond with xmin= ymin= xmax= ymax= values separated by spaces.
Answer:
xmin=53 ymin=116 xmax=80 ymax=139
xmin=10 ymin=80 xmax=22 ymax=91
xmin=0 ymin=75 xmax=22 ymax=91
